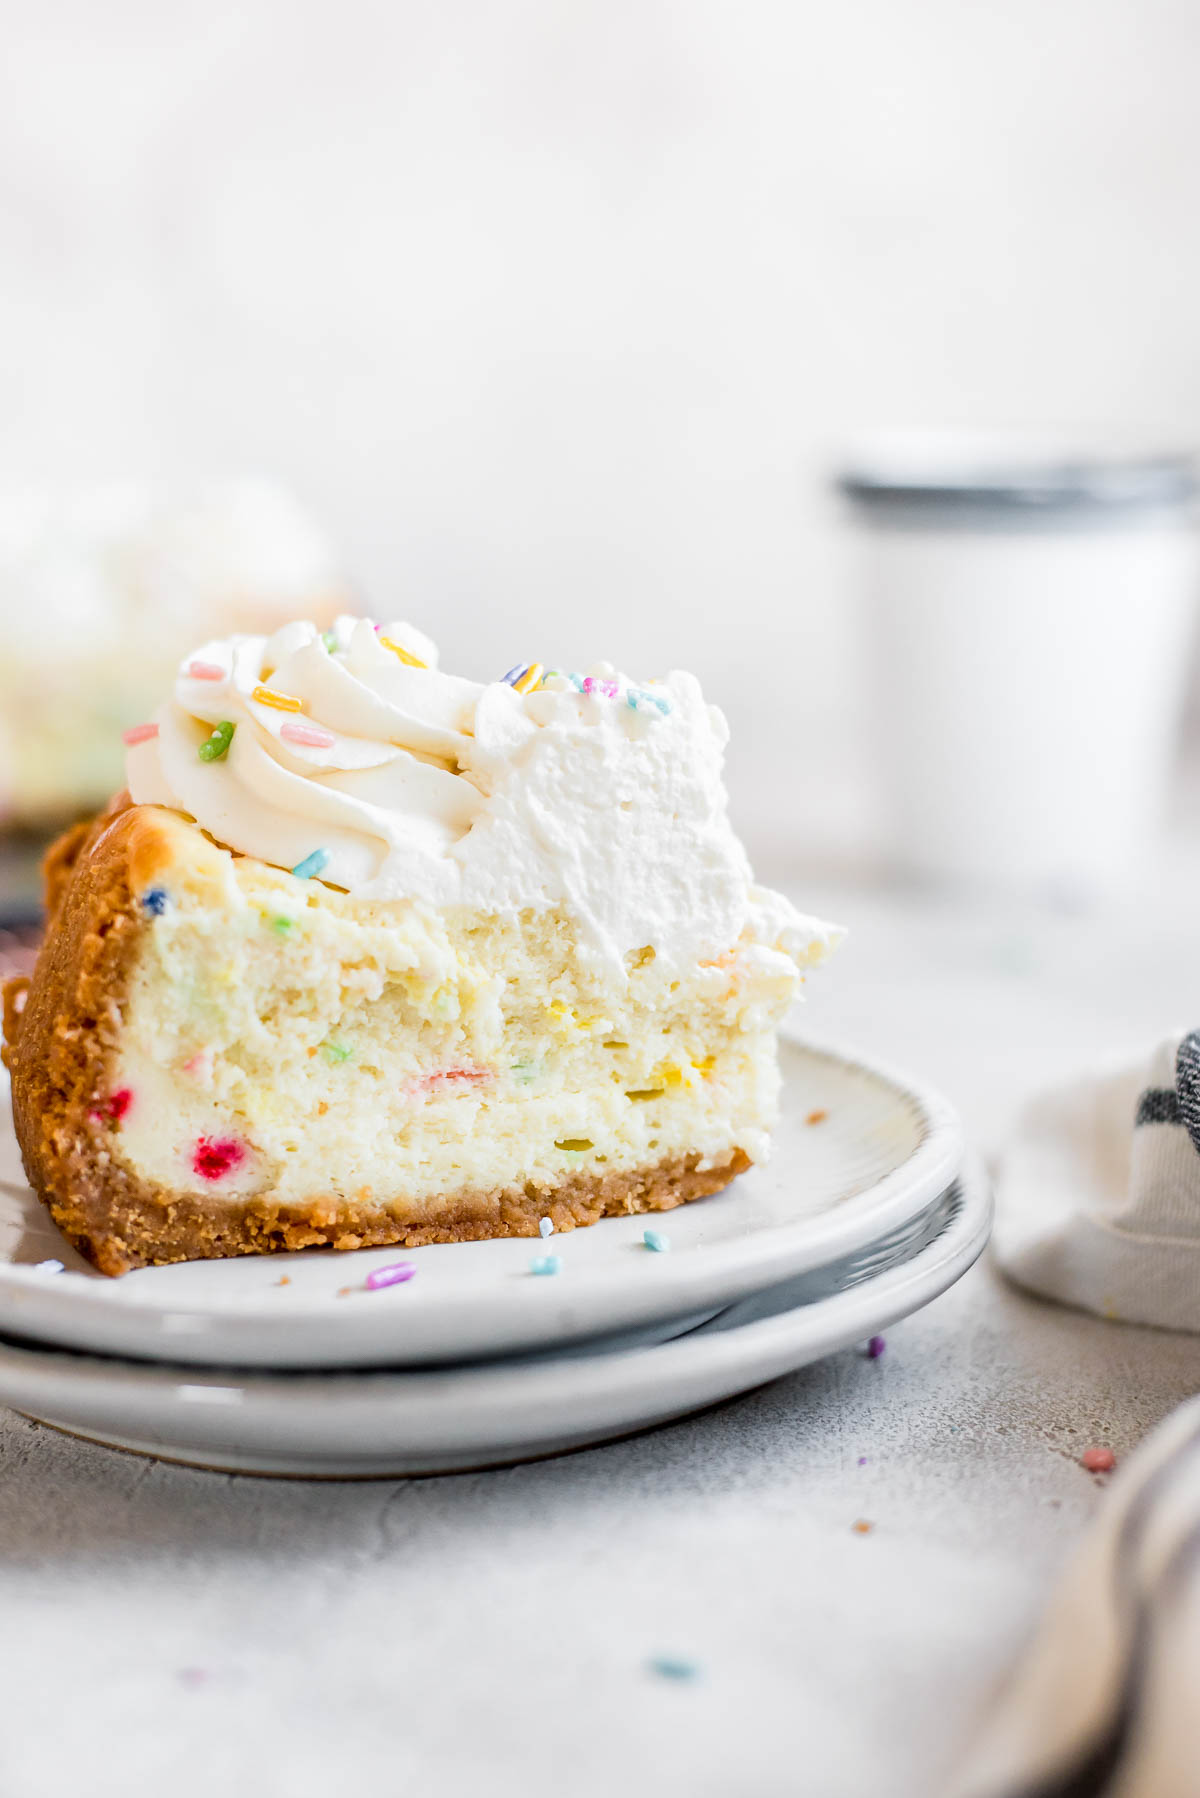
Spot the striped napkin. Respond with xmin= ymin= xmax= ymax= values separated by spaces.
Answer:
xmin=994 ymin=1031 xmax=1200 ymax=1332
xmin=947 ymin=1394 xmax=1200 ymax=1797
xmin=948 ymin=1034 xmax=1200 ymax=1794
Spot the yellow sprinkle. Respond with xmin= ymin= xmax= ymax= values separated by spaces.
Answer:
xmin=694 ymin=1056 xmax=716 ymax=1076
xmin=659 ymin=1065 xmax=685 ymax=1087
xmin=252 ymin=685 xmax=303 ymax=713
xmin=379 ymin=635 xmax=428 ymax=669
xmin=512 ymin=662 xmax=544 ymax=694
xmin=548 ymin=999 xmax=568 ymax=1017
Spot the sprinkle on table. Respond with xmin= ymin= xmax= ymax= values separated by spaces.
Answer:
xmin=378 ymin=634 xmax=428 ymax=669
xmin=648 ymin=1655 xmax=702 ymax=1683
xmin=280 ymin=720 xmax=336 ymax=749
xmin=530 ymin=1253 xmax=562 ymax=1276
xmin=539 ymin=1217 xmax=554 ymax=1238
xmin=852 ymin=1520 xmax=874 ymax=1535
xmin=291 ymin=848 xmax=330 ymax=880
xmin=1081 ymin=1446 xmax=1117 ymax=1474
xmin=643 ymin=1228 xmax=670 ymax=1253
xmin=122 ymin=722 xmax=159 ymax=746
xmin=512 ymin=662 xmax=544 ymax=694
xmin=185 ymin=661 xmax=226 ymax=681
xmin=365 ymin=1262 xmax=416 ymax=1291
xmin=34 ymin=1259 xmax=64 ymax=1274
xmin=806 ymin=1108 xmax=829 ymax=1126
xmin=252 ymin=685 xmax=304 ymax=712
xmin=866 ymin=1335 xmax=886 ymax=1359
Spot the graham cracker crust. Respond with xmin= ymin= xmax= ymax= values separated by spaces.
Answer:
xmin=2 ymin=797 xmax=749 ymax=1276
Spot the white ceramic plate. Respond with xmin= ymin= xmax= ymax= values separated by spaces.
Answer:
xmin=0 ymin=1034 xmax=963 ymax=1369
xmin=0 ymin=1158 xmax=990 ymax=1477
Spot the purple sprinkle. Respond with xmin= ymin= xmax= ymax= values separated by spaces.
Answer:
xmin=857 ymin=1456 xmax=868 ymax=1466
xmin=501 ymin=663 xmax=526 ymax=686
xmin=365 ymin=1262 xmax=416 ymax=1291
xmin=866 ymin=1335 xmax=886 ymax=1359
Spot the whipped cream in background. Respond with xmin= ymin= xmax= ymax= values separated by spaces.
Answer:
xmin=127 ymin=616 xmax=840 ymax=976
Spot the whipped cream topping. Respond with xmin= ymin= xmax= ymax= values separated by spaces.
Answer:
xmin=127 ymin=617 xmax=839 ymax=975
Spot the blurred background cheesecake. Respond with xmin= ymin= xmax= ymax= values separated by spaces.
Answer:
xmin=0 ymin=480 xmax=347 ymax=832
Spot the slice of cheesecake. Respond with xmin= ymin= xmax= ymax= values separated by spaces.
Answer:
xmin=4 ymin=619 xmax=840 ymax=1274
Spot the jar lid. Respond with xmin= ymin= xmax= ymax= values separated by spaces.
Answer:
xmin=837 ymin=434 xmax=1198 ymax=518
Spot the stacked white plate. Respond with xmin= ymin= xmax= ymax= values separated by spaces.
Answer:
xmin=0 ymin=1034 xmax=988 ymax=1477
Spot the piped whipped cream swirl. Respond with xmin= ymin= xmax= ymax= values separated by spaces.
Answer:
xmin=127 ymin=616 xmax=838 ymax=974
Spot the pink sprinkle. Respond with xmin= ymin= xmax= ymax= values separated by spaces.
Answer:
xmin=866 ymin=1335 xmax=886 ymax=1358
xmin=365 ymin=1262 xmax=416 ymax=1291
xmin=582 ymin=677 xmax=618 ymax=698
xmin=185 ymin=661 xmax=225 ymax=681
xmin=280 ymin=720 xmax=336 ymax=749
xmin=90 ymin=1088 xmax=133 ymax=1126
xmin=122 ymin=723 xmax=159 ymax=746
xmin=182 ymin=1051 xmax=211 ymax=1078
xmin=1081 ymin=1446 xmax=1117 ymax=1474
xmin=425 ymin=1067 xmax=489 ymax=1090
xmin=192 ymin=1136 xmax=245 ymax=1181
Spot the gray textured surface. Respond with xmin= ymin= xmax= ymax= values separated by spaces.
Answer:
xmin=3 ymin=879 xmax=1200 ymax=1798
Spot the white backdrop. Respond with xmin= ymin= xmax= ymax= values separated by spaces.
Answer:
xmin=2 ymin=0 xmax=1198 ymax=865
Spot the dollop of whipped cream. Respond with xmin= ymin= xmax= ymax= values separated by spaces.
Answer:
xmin=127 ymin=617 xmax=838 ymax=975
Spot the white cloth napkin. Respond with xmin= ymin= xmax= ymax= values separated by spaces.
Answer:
xmin=947 ymin=1393 xmax=1200 ymax=1798
xmin=994 ymin=1031 xmax=1200 ymax=1332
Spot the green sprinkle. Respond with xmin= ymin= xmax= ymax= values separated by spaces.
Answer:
xmin=321 ymin=630 xmax=338 ymax=652
xmin=271 ymin=916 xmax=294 ymax=935
xmin=198 ymin=721 xmax=235 ymax=762
xmin=530 ymin=1254 xmax=562 ymax=1276
xmin=643 ymin=1228 xmax=670 ymax=1253
xmin=322 ymin=1040 xmax=352 ymax=1064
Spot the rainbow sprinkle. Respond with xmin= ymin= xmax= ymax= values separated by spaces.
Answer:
xmin=643 ymin=1229 xmax=670 ymax=1253
xmin=866 ymin=1335 xmax=886 ymax=1359
xmin=378 ymin=635 xmax=428 ymax=669
xmin=365 ymin=1262 xmax=416 ymax=1291
xmin=122 ymin=723 xmax=159 ymax=747
xmin=530 ymin=1254 xmax=562 ymax=1276
xmin=186 ymin=661 xmax=225 ymax=681
xmin=34 ymin=1259 xmax=65 ymax=1274
xmin=198 ymin=721 xmax=235 ymax=762
xmin=321 ymin=630 xmax=338 ymax=652
xmin=280 ymin=720 xmax=335 ymax=749
xmin=291 ymin=848 xmax=330 ymax=880
xmin=583 ymin=676 xmax=618 ymax=699
xmin=648 ymin=1655 xmax=701 ymax=1683
xmin=627 ymin=689 xmax=672 ymax=716
xmin=252 ymin=685 xmax=303 ymax=712
xmin=512 ymin=662 xmax=544 ymax=694
xmin=539 ymin=1217 xmax=554 ymax=1238
xmin=141 ymin=888 xmax=168 ymax=916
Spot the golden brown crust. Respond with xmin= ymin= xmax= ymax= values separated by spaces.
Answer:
xmin=4 ymin=800 xmax=749 ymax=1276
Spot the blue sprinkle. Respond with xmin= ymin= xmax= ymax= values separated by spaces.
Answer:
xmin=648 ymin=1655 xmax=701 ymax=1682
xmin=530 ymin=1254 xmax=562 ymax=1276
xmin=501 ymin=664 xmax=526 ymax=686
xmin=291 ymin=849 xmax=330 ymax=881
xmin=539 ymin=1217 xmax=554 ymax=1238
xmin=643 ymin=1228 xmax=670 ymax=1253
xmin=141 ymin=887 xmax=168 ymax=916
xmin=628 ymin=688 xmax=672 ymax=716
xmin=567 ymin=672 xmax=585 ymax=691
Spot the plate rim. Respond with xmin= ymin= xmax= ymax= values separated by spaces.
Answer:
xmin=0 ymin=1029 xmax=965 ymax=1369
xmin=0 ymin=1158 xmax=992 ymax=1476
